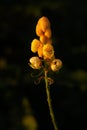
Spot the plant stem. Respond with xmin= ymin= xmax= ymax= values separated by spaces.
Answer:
xmin=45 ymin=70 xmax=58 ymax=130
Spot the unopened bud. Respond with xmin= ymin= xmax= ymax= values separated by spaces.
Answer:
xmin=51 ymin=59 xmax=62 ymax=72
xmin=37 ymin=16 xmax=50 ymax=32
xmin=43 ymin=43 xmax=54 ymax=59
xmin=29 ymin=57 xmax=42 ymax=69
xmin=31 ymin=39 xmax=41 ymax=53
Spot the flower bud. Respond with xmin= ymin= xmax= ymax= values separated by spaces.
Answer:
xmin=36 ymin=16 xmax=51 ymax=37
xmin=31 ymin=39 xmax=41 ymax=53
xmin=29 ymin=57 xmax=42 ymax=69
xmin=43 ymin=43 xmax=54 ymax=59
xmin=51 ymin=59 xmax=62 ymax=71
xmin=37 ymin=16 xmax=50 ymax=32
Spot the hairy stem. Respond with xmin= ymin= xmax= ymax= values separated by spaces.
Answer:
xmin=45 ymin=70 xmax=58 ymax=130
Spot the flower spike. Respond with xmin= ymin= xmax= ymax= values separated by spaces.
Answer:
xmin=28 ymin=16 xmax=62 ymax=130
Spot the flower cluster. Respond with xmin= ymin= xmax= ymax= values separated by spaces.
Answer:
xmin=29 ymin=16 xmax=62 ymax=72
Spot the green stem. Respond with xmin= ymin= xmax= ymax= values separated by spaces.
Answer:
xmin=45 ymin=70 xmax=58 ymax=130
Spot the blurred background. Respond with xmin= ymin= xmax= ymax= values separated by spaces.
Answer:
xmin=0 ymin=0 xmax=87 ymax=130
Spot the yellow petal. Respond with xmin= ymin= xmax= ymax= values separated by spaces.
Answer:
xmin=43 ymin=43 xmax=54 ymax=59
xmin=40 ymin=35 xmax=52 ymax=44
xmin=38 ymin=44 xmax=43 ymax=57
xmin=38 ymin=16 xmax=50 ymax=32
xmin=36 ymin=24 xmax=44 ymax=36
xmin=31 ymin=39 xmax=41 ymax=53
xmin=45 ymin=28 xmax=52 ymax=38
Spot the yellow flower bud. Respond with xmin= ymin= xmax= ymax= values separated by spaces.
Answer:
xmin=51 ymin=59 xmax=62 ymax=72
xmin=37 ymin=16 xmax=50 ymax=32
xmin=29 ymin=56 xmax=42 ymax=69
xmin=36 ymin=16 xmax=51 ymax=37
xmin=43 ymin=43 xmax=54 ymax=59
xmin=31 ymin=39 xmax=41 ymax=53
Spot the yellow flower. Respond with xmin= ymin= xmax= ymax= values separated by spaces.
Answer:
xmin=29 ymin=56 xmax=42 ymax=69
xmin=50 ymin=59 xmax=62 ymax=72
xmin=43 ymin=43 xmax=54 ymax=59
xmin=31 ymin=39 xmax=41 ymax=53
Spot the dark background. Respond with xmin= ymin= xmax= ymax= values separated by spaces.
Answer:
xmin=0 ymin=0 xmax=87 ymax=130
